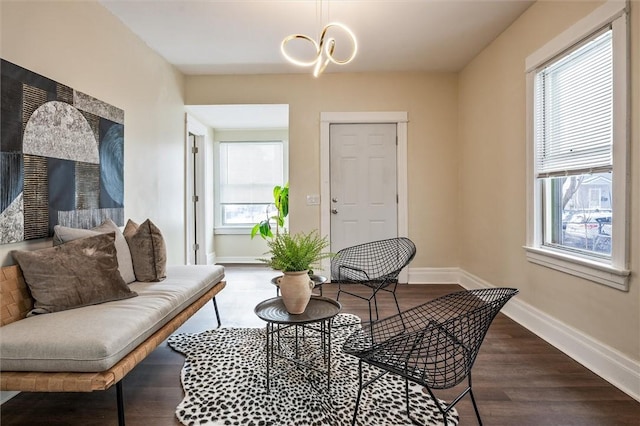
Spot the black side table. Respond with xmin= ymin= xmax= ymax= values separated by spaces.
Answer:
xmin=254 ymin=296 xmax=341 ymax=394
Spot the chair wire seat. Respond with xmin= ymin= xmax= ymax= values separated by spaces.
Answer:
xmin=331 ymin=237 xmax=416 ymax=324
xmin=343 ymin=287 xmax=519 ymax=426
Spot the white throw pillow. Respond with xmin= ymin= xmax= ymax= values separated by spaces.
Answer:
xmin=53 ymin=219 xmax=136 ymax=284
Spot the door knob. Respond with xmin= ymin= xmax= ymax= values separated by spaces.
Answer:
xmin=332 ymin=198 xmax=338 ymax=203
xmin=331 ymin=209 xmax=338 ymax=214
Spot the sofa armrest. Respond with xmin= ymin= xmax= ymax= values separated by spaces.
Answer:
xmin=1 ymin=266 xmax=34 ymax=326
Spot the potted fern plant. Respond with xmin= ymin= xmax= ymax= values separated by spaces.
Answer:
xmin=259 ymin=230 xmax=332 ymax=314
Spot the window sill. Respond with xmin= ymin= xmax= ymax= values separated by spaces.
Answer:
xmin=214 ymin=227 xmax=252 ymax=235
xmin=524 ymin=246 xmax=630 ymax=291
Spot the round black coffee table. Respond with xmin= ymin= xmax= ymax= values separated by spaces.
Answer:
xmin=254 ymin=296 xmax=341 ymax=394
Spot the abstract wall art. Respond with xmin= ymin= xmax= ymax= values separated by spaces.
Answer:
xmin=0 ymin=59 xmax=124 ymax=244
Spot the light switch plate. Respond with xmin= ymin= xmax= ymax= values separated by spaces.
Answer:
xmin=306 ymin=194 xmax=320 ymax=205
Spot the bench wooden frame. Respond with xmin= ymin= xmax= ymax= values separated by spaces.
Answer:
xmin=0 ymin=265 xmax=226 ymax=425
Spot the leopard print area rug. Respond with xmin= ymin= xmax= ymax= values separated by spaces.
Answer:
xmin=168 ymin=313 xmax=459 ymax=426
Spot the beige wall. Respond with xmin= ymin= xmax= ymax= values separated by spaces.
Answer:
xmin=186 ymin=73 xmax=460 ymax=268
xmin=0 ymin=0 xmax=186 ymax=266
xmin=458 ymin=1 xmax=639 ymax=361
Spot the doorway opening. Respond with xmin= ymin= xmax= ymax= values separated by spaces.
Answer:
xmin=185 ymin=105 xmax=289 ymax=265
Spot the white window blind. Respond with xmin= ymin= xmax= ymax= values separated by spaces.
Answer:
xmin=219 ymin=141 xmax=284 ymax=204
xmin=534 ymin=29 xmax=613 ymax=178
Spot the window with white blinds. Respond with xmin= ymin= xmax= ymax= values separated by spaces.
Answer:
xmin=219 ymin=141 xmax=283 ymax=205
xmin=534 ymin=29 xmax=613 ymax=178
xmin=525 ymin=1 xmax=629 ymax=289
xmin=218 ymin=141 xmax=284 ymax=226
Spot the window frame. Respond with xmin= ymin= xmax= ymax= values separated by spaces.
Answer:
xmin=214 ymin=138 xmax=288 ymax=234
xmin=524 ymin=0 xmax=630 ymax=290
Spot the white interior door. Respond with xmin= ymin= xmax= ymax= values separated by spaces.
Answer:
xmin=330 ymin=123 xmax=397 ymax=253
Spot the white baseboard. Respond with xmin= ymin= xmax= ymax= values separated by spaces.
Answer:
xmin=206 ymin=251 xmax=216 ymax=265
xmin=0 ymin=391 xmax=19 ymax=404
xmin=408 ymin=267 xmax=460 ymax=284
xmin=459 ymin=269 xmax=640 ymax=402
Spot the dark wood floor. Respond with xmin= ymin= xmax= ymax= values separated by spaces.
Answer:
xmin=1 ymin=264 xmax=639 ymax=425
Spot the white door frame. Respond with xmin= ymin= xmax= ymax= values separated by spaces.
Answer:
xmin=320 ymin=111 xmax=409 ymax=281
xmin=185 ymin=114 xmax=207 ymax=265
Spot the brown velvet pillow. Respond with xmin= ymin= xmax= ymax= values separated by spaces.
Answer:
xmin=123 ymin=219 xmax=167 ymax=282
xmin=12 ymin=232 xmax=137 ymax=316
xmin=53 ymin=219 xmax=136 ymax=284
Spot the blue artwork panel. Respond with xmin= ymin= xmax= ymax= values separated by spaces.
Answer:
xmin=99 ymin=120 xmax=124 ymax=208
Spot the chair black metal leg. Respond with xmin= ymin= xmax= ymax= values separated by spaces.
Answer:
xmin=352 ymin=360 xmax=364 ymax=426
xmin=405 ymin=378 xmax=411 ymax=417
xmin=404 ymin=381 xmax=449 ymax=426
xmin=212 ymin=297 xmax=221 ymax=328
xmin=467 ymin=374 xmax=483 ymax=425
xmin=391 ymin=290 xmax=406 ymax=330
xmin=418 ymin=384 xmax=449 ymax=426
xmin=373 ymin=293 xmax=380 ymax=321
xmin=116 ymin=380 xmax=125 ymax=426
xmin=468 ymin=389 xmax=482 ymax=426
xmin=391 ymin=291 xmax=402 ymax=317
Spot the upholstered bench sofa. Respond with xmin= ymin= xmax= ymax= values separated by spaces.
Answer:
xmin=0 ymin=219 xmax=226 ymax=425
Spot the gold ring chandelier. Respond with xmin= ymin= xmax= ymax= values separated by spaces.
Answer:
xmin=281 ymin=22 xmax=358 ymax=77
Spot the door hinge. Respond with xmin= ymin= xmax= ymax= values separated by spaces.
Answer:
xmin=192 ymin=195 xmax=199 ymax=203
xmin=193 ymin=243 xmax=200 ymax=251
xmin=191 ymin=146 xmax=199 ymax=154
xmin=397 ymin=194 xmax=399 ymax=203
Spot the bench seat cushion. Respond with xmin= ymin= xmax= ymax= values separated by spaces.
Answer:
xmin=0 ymin=265 xmax=224 ymax=372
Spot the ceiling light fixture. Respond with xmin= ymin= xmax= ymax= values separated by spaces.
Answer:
xmin=281 ymin=1 xmax=357 ymax=78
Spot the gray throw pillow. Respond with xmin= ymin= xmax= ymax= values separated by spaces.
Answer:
xmin=53 ymin=219 xmax=136 ymax=284
xmin=12 ymin=232 xmax=138 ymax=316
xmin=123 ymin=219 xmax=167 ymax=282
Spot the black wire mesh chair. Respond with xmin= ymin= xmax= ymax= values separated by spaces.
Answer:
xmin=331 ymin=237 xmax=416 ymax=325
xmin=343 ymin=287 xmax=519 ymax=426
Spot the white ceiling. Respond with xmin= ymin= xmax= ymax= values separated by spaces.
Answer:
xmin=185 ymin=104 xmax=289 ymax=129
xmin=100 ymin=0 xmax=533 ymax=129
xmin=99 ymin=0 xmax=534 ymax=75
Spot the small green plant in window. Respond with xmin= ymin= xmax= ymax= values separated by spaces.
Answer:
xmin=250 ymin=182 xmax=289 ymax=239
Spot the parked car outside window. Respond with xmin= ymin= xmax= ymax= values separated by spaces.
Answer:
xmin=563 ymin=211 xmax=611 ymax=254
